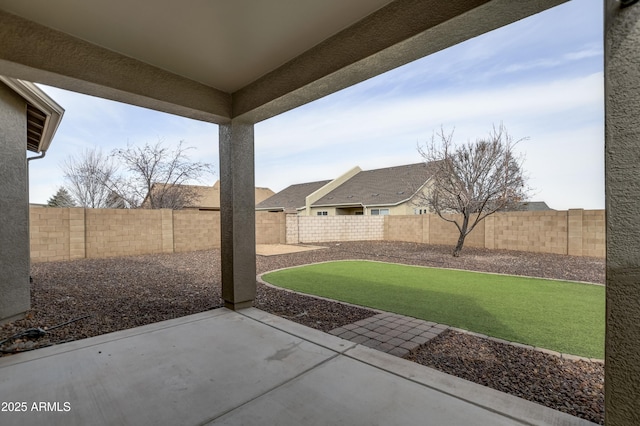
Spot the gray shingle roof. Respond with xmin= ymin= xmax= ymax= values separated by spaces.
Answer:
xmin=313 ymin=162 xmax=435 ymax=207
xmin=516 ymin=201 xmax=553 ymax=211
xmin=256 ymin=180 xmax=331 ymax=210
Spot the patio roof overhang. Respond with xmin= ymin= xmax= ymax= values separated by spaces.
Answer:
xmin=0 ymin=0 xmax=567 ymax=124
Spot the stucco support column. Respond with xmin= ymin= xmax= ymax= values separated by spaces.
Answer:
xmin=219 ymin=120 xmax=256 ymax=310
xmin=605 ymin=2 xmax=640 ymax=425
xmin=0 ymin=82 xmax=30 ymax=323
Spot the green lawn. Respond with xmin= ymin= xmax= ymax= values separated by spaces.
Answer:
xmin=262 ymin=261 xmax=605 ymax=358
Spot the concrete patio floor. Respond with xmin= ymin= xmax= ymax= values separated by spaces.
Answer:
xmin=0 ymin=308 xmax=596 ymax=426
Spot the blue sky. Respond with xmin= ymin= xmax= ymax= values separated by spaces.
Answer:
xmin=32 ymin=0 xmax=604 ymax=210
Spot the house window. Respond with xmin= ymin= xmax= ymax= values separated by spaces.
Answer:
xmin=316 ymin=211 xmax=328 ymax=216
xmin=371 ymin=208 xmax=389 ymax=216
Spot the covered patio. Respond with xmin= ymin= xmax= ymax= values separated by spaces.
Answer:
xmin=0 ymin=1 xmax=639 ymax=425
xmin=0 ymin=308 xmax=593 ymax=425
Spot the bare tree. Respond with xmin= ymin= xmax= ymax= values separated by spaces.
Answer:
xmin=62 ymin=148 xmax=119 ymax=208
xmin=417 ymin=124 xmax=530 ymax=257
xmin=112 ymin=140 xmax=213 ymax=209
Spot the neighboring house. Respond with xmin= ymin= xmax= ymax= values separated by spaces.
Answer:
xmin=143 ymin=180 xmax=274 ymax=210
xmin=257 ymin=163 xmax=437 ymax=216
xmin=516 ymin=201 xmax=553 ymax=211
xmin=253 ymin=180 xmax=331 ymax=214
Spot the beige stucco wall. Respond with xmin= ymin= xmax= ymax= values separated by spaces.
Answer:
xmin=0 ymin=83 xmax=30 ymax=322
xmin=308 ymin=202 xmax=423 ymax=216
xmin=604 ymin=2 xmax=640 ymax=424
xmin=308 ymin=206 xmax=339 ymax=216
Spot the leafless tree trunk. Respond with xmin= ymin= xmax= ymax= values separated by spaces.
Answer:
xmin=417 ymin=124 xmax=529 ymax=257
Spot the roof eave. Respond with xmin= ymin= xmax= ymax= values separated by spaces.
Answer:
xmin=311 ymin=202 xmax=364 ymax=208
xmin=255 ymin=206 xmax=285 ymax=211
xmin=0 ymin=76 xmax=64 ymax=153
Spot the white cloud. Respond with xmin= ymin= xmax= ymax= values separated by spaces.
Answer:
xmin=30 ymin=0 xmax=604 ymax=210
xmin=255 ymin=72 xmax=604 ymax=207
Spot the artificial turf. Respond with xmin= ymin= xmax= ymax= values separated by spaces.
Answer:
xmin=262 ymin=260 xmax=605 ymax=358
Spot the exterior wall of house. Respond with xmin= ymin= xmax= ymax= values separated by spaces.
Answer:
xmin=308 ymin=201 xmax=426 ymax=216
xmin=308 ymin=207 xmax=338 ymax=216
xmin=379 ymin=201 xmax=429 ymax=216
xmin=304 ymin=181 xmax=432 ymax=217
xmin=604 ymin=3 xmax=640 ymax=424
xmin=335 ymin=207 xmax=363 ymax=215
xmin=0 ymin=83 xmax=30 ymax=323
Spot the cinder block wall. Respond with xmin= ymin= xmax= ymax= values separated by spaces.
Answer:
xmin=294 ymin=216 xmax=385 ymax=243
xmin=29 ymin=208 xmax=605 ymax=262
xmin=173 ymin=210 xmax=221 ymax=252
xmin=30 ymin=208 xmax=283 ymax=262
xmin=256 ymin=211 xmax=285 ymax=244
xmin=491 ymin=211 xmax=568 ymax=255
xmin=29 ymin=207 xmax=72 ymax=262
xmin=384 ymin=210 xmax=604 ymax=257
xmin=285 ymin=213 xmax=299 ymax=244
xmin=427 ymin=214 xmax=486 ymax=248
xmin=384 ymin=215 xmax=427 ymax=244
xmin=85 ymin=209 xmax=166 ymax=258
xmin=582 ymin=210 xmax=605 ymax=258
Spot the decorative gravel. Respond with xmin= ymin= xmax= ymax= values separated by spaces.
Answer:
xmin=1 ymin=241 xmax=604 ymax=424
xmin=406 ymin=330 xmax=604 ymax=424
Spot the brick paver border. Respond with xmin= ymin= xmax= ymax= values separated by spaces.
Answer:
xmin=330 ymin=313 xmax=604 ymax=363
xmin=329 ymin=313 xmax=448 ymax=358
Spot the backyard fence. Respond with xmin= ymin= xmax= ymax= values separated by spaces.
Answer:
xmin=29 ymin=207 xmax=604 ymax=263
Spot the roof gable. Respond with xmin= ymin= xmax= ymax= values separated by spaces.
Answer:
xmin=256 ymin=180 xmax=331 ymax=210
